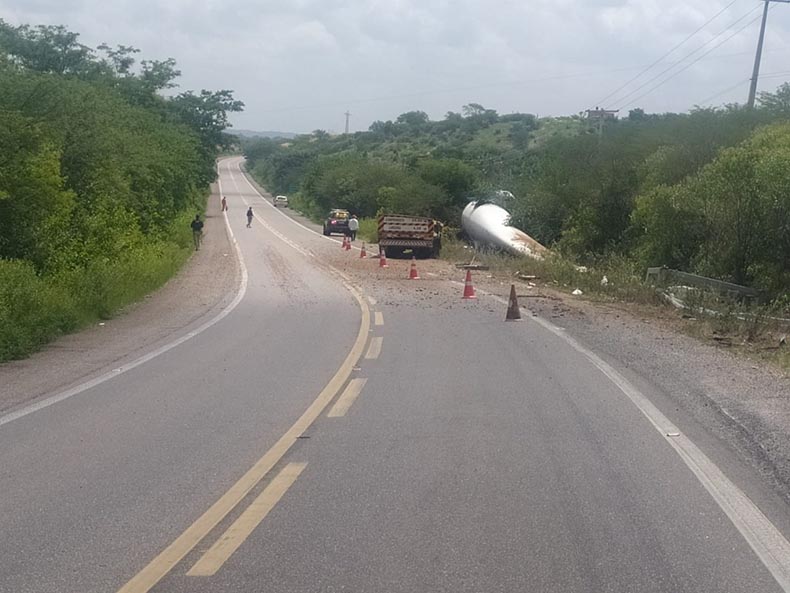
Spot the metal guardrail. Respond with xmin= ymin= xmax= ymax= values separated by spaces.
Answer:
xmin=645 ymin=267 xmax=762 ymax=302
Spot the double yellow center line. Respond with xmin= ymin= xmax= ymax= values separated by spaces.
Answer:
xmin=116 ymin=292 xmax=371 ymax=593
xmin=187 ymin=462 xmax=307 ymax=577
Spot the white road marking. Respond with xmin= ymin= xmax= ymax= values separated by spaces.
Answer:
xmin=227 ymin=168 xmax=318 ymax=259
xmin=115 ymin=160 xmax=374 ymax=593
xmin=0 ymin=171 xmax=249 ymax=429
xmin=374 ymin=312 xmax=384 ymax=326
xmin=231 ymin=158 xmax=363 ymax=252
xmin=365 ymin=337 xmax=383 ymax=360
xmin=464 ymin=281 xmax=790 ymax=591
xmin=327 ymin=378 xmax=368 ymax=417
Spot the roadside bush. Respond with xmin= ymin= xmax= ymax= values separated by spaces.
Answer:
xmin=0 ymin=260 xmax=78 ymax=360
xmin=0 ymin=208 xmax=195 ymax=361
xmin=357 ymin=218 xmax=378 ymax=243
xmin=0 ymin=22 xmax=240 ymax=360
xmin=59 ymin=239 xmax=190 ymax=321
xmin=287 ymin=192 xmax=325 ymax=222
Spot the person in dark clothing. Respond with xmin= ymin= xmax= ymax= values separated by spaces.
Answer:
xmin=246 ymin=207 xmax=254 ymax=227
xmin=190 ymin=214 xmax=204 ymax=250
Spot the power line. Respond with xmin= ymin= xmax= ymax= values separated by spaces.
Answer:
xmin=697 ymin=69 xmax=790 ymax=106
xmin=697 ymin=79 xmax=750 ymax=105
xmin=593 ymin=0 xmax=741 ymax=108
xmin=256 ymin=66 xmax=651 ymax=115
xmin=256 ymin=47 xmax=786 ymax=117
xmin=759 ymin=69 xmax=790 ymax=79
xmin=620 ymin=7 xmax=769 ymax=110
xmin=609 ymin=3 xmax=763 ymax=108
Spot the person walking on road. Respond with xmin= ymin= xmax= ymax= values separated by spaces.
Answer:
xmin=348 ymin=214 xmax=359 ymax=242
xmin=190 ymin=214 xmax=204 ymax=250
xmin=246 ymin=207 xmax=254 ymax=228
xmin=221 ymin=196 xmax=228 ymax=211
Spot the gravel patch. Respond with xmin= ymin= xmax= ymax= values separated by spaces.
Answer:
xmin=326 ymin=249 xmax=790 ymax=504
xmin=6 ymin=163 xmax=790 ymax=508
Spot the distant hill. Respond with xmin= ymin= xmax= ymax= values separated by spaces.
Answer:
xmin=231 ymin=129 xmax=297 ymax=140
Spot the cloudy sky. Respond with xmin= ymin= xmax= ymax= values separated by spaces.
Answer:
xmin=2 ymin=0 xmax=790 ymax=133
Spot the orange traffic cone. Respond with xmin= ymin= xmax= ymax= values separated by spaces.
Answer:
xmin=462 ymin=269 xmax=476 ymax=299
xmin=341 ymin=235 xmax=347 ymax=250
xmin=505 ymin=284 xmax=522 ymax=321
xmin=344 ymin=236 xmax=352 ymax=251
xmin=408 ymin=257 xmax=420 ymax=280
xmin=379 ymin=249 xmax=389 ymax=268
xmin=360 ymin=243 xmax=367 ymax=258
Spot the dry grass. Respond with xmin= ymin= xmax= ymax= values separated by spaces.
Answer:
xmin=441 ymin=239 xmax=790 ymax=370
xmin=442 ymin=240 xmax=661 ymax=305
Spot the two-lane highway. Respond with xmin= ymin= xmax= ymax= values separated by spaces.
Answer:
xmin=0 ymin=159 xmax=364 ymax=593
xmin=2 ymin=157 xmax=790 ymax=593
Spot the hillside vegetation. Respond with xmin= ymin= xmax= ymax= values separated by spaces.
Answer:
xmin=244 ymin=94 xmax=790 ymax=296
xmin=0 ymin=21 xmax=242 ymax=360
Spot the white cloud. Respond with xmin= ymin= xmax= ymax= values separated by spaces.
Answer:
xmin=2 ymin=0 xmax=790 ymax=132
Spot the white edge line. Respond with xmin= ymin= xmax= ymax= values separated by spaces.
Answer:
xmin=229 ymin=162 xmax=366 ymax=303
xmin=233 ymin=157 xmax=365 ymax=253
xmin=0 ymin=163 xmax=249 ymax=428
xmin=465 ymin=281 xmax=790 ymax=590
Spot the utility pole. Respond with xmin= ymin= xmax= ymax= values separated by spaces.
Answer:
xmin=748 ymin=0 xmax=790 ymax=108
xmin=344 ymin=111 xmax=351 ymax=134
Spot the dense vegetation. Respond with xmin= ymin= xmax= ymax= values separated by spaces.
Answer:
xmin=0 ymin=22 xmax=242 ymax=360
xmin=244 ymin=92 xmax=790 ymax=295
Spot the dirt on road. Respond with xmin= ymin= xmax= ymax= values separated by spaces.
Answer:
xmin=322 ymin=248 xmax=790 ymax=506
xmin=4 ymin=169 xmax=790 ymax=510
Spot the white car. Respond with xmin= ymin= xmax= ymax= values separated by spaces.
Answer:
xmin=273 ymin=195 xmax=288 ymax=208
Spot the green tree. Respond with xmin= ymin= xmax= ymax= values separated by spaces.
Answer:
xmin=0 ymin=21 xmax=94 ymax=75
xmin=630 ymin=184 xmax=704 ymax=270
xmin=415 ymin=158 xmax=478 ymax=220
xmin=396 ymin=110 xmax=430 ymax=130
xmin=0 ymin=114 xmax=75 ymax=269
xmin=169 ymin=89 xmax=244 ymax=183
xmin=0 ymin=20 xmax=244 ymax=360
xmin=758 ymin=82 xmax=790 ymax=118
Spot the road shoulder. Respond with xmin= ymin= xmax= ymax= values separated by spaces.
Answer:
xmin=0 ymin=184 xmax=240 ymax=414
xmin=325 ymin=248 xmax=790 ymax=508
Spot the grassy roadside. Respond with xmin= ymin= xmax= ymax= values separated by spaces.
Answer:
xmin=0 ymin=201 xmax=201 ymax=362
xmin=244 ymin=155 xmax=790 ymax=369
xmin=357 ymin=218 xmax=378 ymax=243
xmin=441 ymin=239 xmax=790 ymax=370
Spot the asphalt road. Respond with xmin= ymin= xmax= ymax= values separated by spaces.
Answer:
xmin=2 ymin=157 xmax=790 ymax=593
